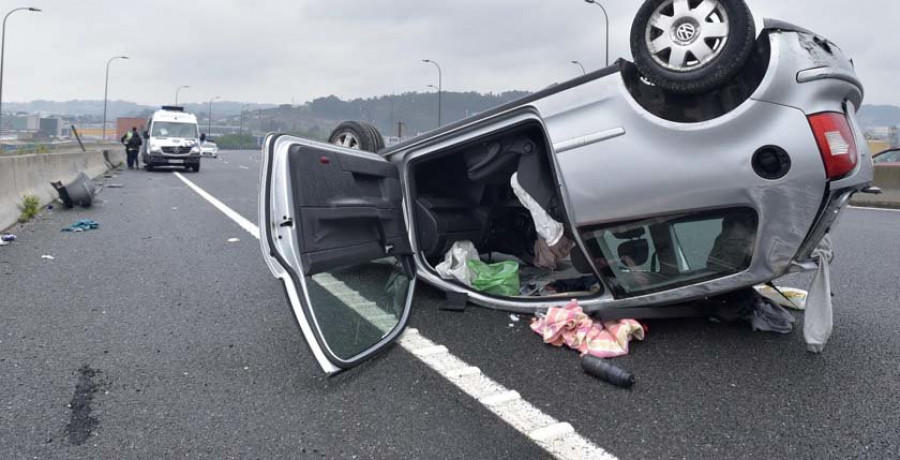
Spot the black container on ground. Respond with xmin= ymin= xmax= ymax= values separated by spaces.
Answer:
xmin=581 ymin=355 xmax=635 ymax=388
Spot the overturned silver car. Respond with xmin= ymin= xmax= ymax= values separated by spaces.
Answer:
xmin=259 ymin=0 xmax=873 ymax=373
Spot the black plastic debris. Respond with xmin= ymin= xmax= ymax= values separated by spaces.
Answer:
xmin=581 ymin=355 xmax=635 ymax=388
xmin=51 ymin=172 xmax=95 ymax=208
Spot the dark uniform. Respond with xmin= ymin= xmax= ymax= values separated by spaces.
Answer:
xmin=121 ymin=127 xmax=143 ymax=169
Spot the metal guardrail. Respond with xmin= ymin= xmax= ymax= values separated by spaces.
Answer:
xmin=0 ymin=141 xmax=120 ymax=155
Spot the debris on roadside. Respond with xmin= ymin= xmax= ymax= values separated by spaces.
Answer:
xmin=227 ymin=238 xmax=240 ymax=243
xmin=581 ymin=355 xmax=635 ymax=388
xmin=805 ymin=236 xmax=834 ymax=354
xmin=754 ymin=284 xmax=808 ymax=311
xmin=531 ymin=299 xmax=646 ymax=359
xmin=51 ymin=172 xmax=96 ymax=208
xmin=704 ymin=288 xmax=796 ymax=334
xmin=1 ymin=234 xmax=15 ymax=242
xmin=41 ymin=255 xmax=55 ymax=260
xmin=62 ymin=219 xmax=100 ymax=233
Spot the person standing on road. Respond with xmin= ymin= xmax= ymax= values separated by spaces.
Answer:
xmin=121 ymin=127 xmax=143 ymax=169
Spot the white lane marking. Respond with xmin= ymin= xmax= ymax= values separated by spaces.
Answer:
xmin=173 ymin=172 xmax=260 ymax=239
xmin=848 ymin=205 xmax=900 ymax=213
xmin=531 ymin=423 xmax=576 ymax=442
xmin=239 ymin=165 xmax=250 ymax=170
xmin=174 ymin=172 xmax=616 ymax=460
xmin=481 ymin=391 xmax=521 ymax=406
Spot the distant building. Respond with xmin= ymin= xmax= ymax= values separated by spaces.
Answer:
xmin=3 ymin=115 xmax=62 ymax=138
xmin=116 ymin=117 xmax=146 ymax=139
xmin=6 ymin=115 xmax=40 ymax=132
xmin=39 ymin=118 xmax=62 ymax=137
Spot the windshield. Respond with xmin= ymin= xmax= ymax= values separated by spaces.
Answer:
xmin=151 ymin=121 xmax=198 ymax=139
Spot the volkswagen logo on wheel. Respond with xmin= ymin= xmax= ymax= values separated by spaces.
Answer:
xmin=675 ymin=23 xmax=696 ymax=42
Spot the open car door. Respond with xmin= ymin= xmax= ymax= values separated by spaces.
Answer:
xmin=259 ymin=134 xmax=415 ymax=374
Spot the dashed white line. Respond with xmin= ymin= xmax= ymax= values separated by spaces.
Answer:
xmin=174 ymin=171 xmax=616 ymax=460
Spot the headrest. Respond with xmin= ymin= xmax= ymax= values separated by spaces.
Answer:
xmin=618 ymin=239 xmax=649 ymax=266
xmin=613 ymin=227 xmax=646 ymax=240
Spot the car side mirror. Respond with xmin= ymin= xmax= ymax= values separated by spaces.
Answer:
xmin=143 ymin=131 xmax=149 ymax=139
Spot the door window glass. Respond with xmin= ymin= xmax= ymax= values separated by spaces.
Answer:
xmin=580 ymin=209 xmax=757 ymax=297
xmin=151 ymin=121 xmax=198 ymax=138
xmin=304 ymin=257 xmax=411 ymax=361
xmin=875 ymin=150 xmax=899 ymax=164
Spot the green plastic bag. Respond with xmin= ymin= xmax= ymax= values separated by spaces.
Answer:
xmin=467 ymin=260 xmax=520 ymax=296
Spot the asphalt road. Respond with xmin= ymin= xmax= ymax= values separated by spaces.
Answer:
xmin=1 ymin=150 xmax=898 ymax=459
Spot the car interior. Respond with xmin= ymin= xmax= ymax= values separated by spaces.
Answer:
xmin=408 ymin=122 xmax=604 ymax=299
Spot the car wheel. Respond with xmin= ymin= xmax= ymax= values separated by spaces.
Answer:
xmin=630 ymin=0 xmax=756 ymax=94
xmin=328 ymin=121 xmax=383 ymax=153
xmin=145 ymin=164 xmax=154 ymax=172
xmin=364 ymin=123 xmax=385 ymax=152
xmin=192 ymin=163 xmax=201 ymax=173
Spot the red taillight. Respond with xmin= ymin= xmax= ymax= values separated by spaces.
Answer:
xmin=808 ymin=112 xmax=858 ymax=180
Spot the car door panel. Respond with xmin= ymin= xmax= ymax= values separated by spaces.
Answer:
xmin=261 ymin=134 xmax=415 ymax=374
xmin=286 ymin=143 xmax=411 ymax=275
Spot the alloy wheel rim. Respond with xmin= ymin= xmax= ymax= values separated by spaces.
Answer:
xmin=334 ymin=132 xmax=360 ymax=149
xmin=645 ymin=0 xmax=730 ymax=72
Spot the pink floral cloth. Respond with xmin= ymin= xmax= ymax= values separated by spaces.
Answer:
xmin=530 ymin=300 xmax=646 ymax=358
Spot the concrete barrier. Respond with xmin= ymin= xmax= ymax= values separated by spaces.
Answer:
xmin=0 ymin=146 xmax=124 ymax=231
xmin=850 ymin=165 xmax=900 ymax=209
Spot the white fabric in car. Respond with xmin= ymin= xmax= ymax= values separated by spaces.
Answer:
xmin=804 ymin=235 xmax=834 ymax=353
xmin=435 ymin=240 xmax=480 ymax=286
xmin=510 ymin=173 xmax=564 ymax=246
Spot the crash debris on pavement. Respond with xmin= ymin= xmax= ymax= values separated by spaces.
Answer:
xmin=61 ymin=219 xmax=100 ymax=233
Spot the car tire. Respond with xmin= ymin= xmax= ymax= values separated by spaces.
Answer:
xmin=328 ymin=121 xmax=384 ymax=153
xmin=192 ymin=163 xmax=201 ymax=173
xmin=145 ymin=164 xmax=154 ymax=172
xmin=365 ymin=123 xmax=386 ymax=152
xmin=630 ymin=0 xmax=756 ymax=94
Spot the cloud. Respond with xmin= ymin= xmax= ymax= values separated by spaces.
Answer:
xmin=3 ymin=0 xmax=898 ymax=106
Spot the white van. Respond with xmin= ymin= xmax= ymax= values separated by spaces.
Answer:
xmin=141 ymin=106 xmax=202 ymax=172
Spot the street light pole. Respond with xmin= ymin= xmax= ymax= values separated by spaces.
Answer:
xmin=584 ymin=0 xmax=610 ymax=67
xmin=239 ymin=104 xmax=249 ymax=136
xmin=102 ymin=55 xmax=128 ymax=141
xmin=0 ymin=6 xmax=40 ymax=141
xmin=175 ymin=85 xmax=190 ymax=106
xmin=207 ymin=96 xmax=220 ymax=136
xmin=422 ymin=59 xmax=442 ymax=127
xmin=571 ymin=60 xmax=586 ymax=76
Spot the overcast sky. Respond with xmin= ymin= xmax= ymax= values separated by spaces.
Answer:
xmin=3 ymin=0 xmax=898 ymax=106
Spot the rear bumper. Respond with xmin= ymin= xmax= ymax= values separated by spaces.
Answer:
xmin=790 ymin=189 xmax=853 ymax=271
